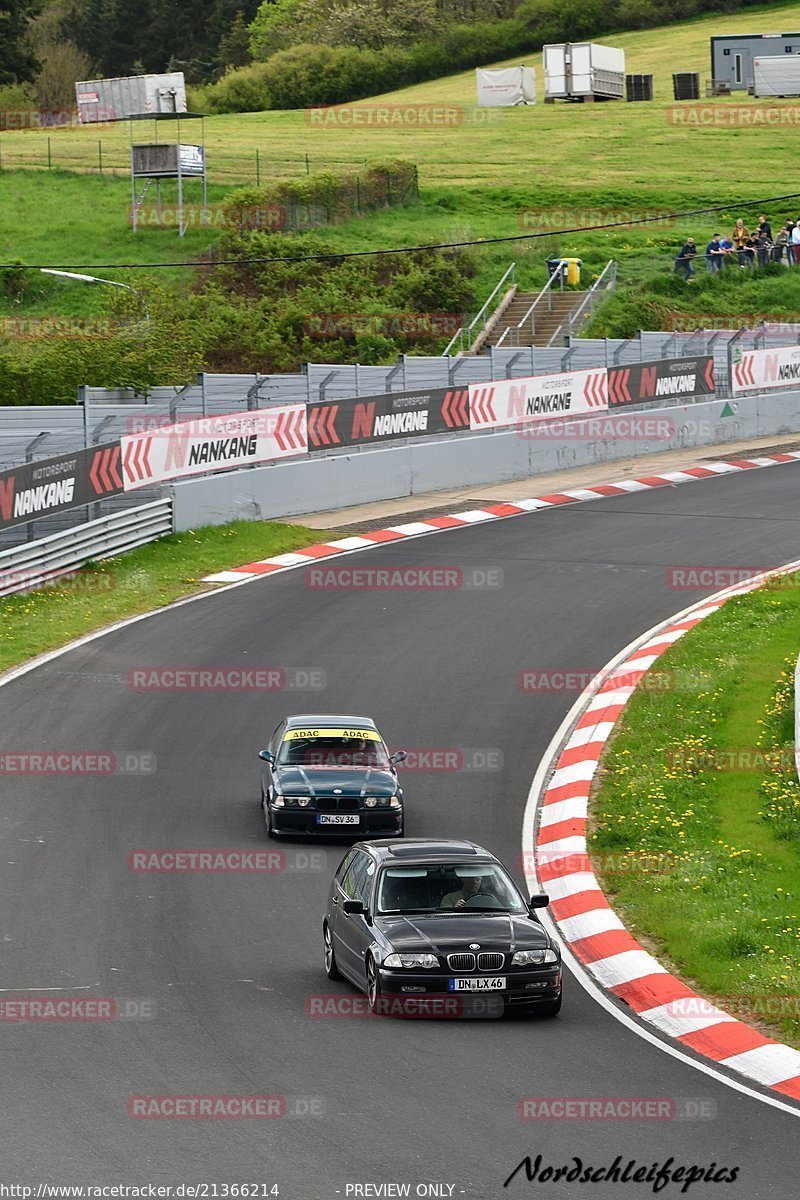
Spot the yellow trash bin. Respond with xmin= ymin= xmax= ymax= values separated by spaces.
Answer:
xmin=565 ymin=257 xmax=582 ymax=286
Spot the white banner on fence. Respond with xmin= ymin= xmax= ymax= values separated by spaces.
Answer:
xmin=731 ymin=345 xmax=800 ymax=394
xmin=121 ymin=405 xmax=307 ymax=490
xmin=469 ymin=369 xmax=608 ymax=431
xmin=475 ymin=67 xmax=536 ymax=107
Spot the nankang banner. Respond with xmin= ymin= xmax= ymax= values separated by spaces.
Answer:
xmin=608 ymin=357 xmax=715 ymax=407
xmin=306 ymin=387 xmax=469 ymax=451
xmin=731 ymin=345 xmax=800 ymax=394
xmin=0 ymin=444 xmax=124 ymax=532
xmin=469 ymin=369 xmax=607 ymax=431
xmin=120 ymin=406 xmax=307 ymax=490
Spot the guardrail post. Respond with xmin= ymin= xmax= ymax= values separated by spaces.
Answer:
xmin=385 ymin=361 xmax=404 ymax=394
xmin=318 ymin=370 xmax=337 ymax=403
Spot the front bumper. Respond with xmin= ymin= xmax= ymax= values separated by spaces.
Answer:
xmin=376 ymin=965 xmax=561 ymax=1010
xmin=269 ymin=805 xmax=402 ymax=837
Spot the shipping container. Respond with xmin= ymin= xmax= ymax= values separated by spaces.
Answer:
xmin=75 ymin=73 xmax=187 ymax=123
xmin=753 ymin=54 xmax=800 ymax=96
xmin=543 ymin=42 xmax=625 ymax=100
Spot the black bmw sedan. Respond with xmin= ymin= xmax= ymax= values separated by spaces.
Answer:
xmin=322 ymin=838 xmax=562 ymax=1016
xmin=259 ymin=714 xmax=406 ymax=839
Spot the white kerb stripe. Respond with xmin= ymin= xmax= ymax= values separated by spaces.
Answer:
xmin=540 ymin=872 xmax=599 ymax=901
xmin=258 ymin=552 xmax=318 ymax=567
xmin=719 ymin=1044 xmax=800 ymax=1086
xmin=548 ymin=759 xmax=599 ymax=790
xmin=637 ymin=628 xmax=687 ymax=651
xmin=450 ymin=509 xmax=495 ymax=523
xmin=566 ymin=722 xmax=616 ymax=750
xmin=562 ymin=488 xmax=607 ymax=501
xmin=326 ymin=536 xmax=376 ymax=550
xmin=511 ymin=498 xmax=556 ymax=511
xmin=387 ymin=522 xmax=436 ymax=535
xmin=586 ymin=686 xmax=636 ymax=711
xmin=638 ymin=1001 xmax=736 ymax=1037
xmin=558 ymin=908 xmax=625 ymax=943
xmin=203 ymin=570 xmax=253 ymax=583
xmin=539 ymin=796 xmax=588 ymax=828
xmin=536 ymin=835 xmax=586 ymax=855
xmin=587 ymin=950 xmax=668 ymax=989
xmin=608 ymin=480 xmax=652 ymax=492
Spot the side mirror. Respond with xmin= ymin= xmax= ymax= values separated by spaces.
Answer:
xmin=528 ymin=893 xmax=549 ymax=909
xmin=259 ymin=750 xmax=275 ymax=764
xmin=342 ymin=899 xmax=365 ymax=916
xmin=390 ymin=750 xmax=407 ymax=765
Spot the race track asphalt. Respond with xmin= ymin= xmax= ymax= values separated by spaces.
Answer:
xmin=1 ymin=463 xmax=799 ymax=1198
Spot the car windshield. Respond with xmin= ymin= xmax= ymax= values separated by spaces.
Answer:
xmin=278 ymin=728 xmax=390 ymax=769
xmin=376 ymin=862 xmax=525 ymax=914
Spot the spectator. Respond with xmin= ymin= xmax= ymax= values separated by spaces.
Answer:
xmin=755 ymin=229 xmax=771 ymax=268
xmin=743 ymin=234 xmax=758 ymax=269
xmin=786 ymin=220 xmax=797 ymax=265
xmin=792 ymin=221 xmax=800 ymax=266
xmin=756 ymin=214 xmax=772 ymax=241
xmin=675 ymin=237 xmax=697 ymax=279
xmin=731 ymin=219 xmax=750 ymax=266
xmin=719 ymin=234 xmax=736 ymax=265
xmin=705 ymin=234 xmax=725 ymax=273
xmin=773 ymin=224 xmax=789 ymax=264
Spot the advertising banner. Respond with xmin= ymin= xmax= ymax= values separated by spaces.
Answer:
xmin=0 ymin=443 xmax=124 ymax=532
xmin=608 ymin=356 xmax=715 ymax=407
xmin=306 ymin=387 xmax=469 ymax=451
xmin=469 ymin=370 xmax=607 ymax=431
xmin=731 ymin=345 xmax=800 ymax=394
xmin=120 ymin=406 xmax=307 ymax=490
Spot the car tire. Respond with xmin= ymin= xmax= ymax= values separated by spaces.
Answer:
xmin=262 ymin=795 xmax=277 ymax=839
xmin=366 ymin=956 xmax=383 ymax=1016
xmin=323 ymin=924 xmax=342 ymax=981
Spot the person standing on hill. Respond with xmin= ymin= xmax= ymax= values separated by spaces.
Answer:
xmin=731 ymin=219 xmax=750 ymax=266
xmin=756 ymin=214 xmax=772 ymax=241
xmin=674 ymin=237 xmax=696 ymax=279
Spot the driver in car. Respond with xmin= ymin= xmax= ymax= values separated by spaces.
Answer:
xmin=440 ymin=875 xmax=483 ymax=909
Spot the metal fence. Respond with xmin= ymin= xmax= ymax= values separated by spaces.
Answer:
xmin=0 ymin=499 xmax=172 ymax=596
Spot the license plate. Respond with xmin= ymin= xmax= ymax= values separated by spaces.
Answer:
xmin=317 ymin=814 xmax=360 ymax=825
xmin=448 ymin=977 xmax=506 ymax=991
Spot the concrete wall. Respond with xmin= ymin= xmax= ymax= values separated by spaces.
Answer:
xmin=170 ymin=391 xmax=800 ymax=531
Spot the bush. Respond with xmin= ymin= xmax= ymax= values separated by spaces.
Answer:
xmin=199 ymin=63 xmax=272 ymax=114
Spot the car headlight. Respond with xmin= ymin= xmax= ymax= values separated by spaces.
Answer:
xmin=388 ymin=794 xmax=402 ymax=807
xmin=296 ymin=796 xmax=310 ymax=807
xmin=364 ymin=797 xmax=378 ymax=808
xmin=512 ymin=948 xmax=559 ymax=966
xmin=272 ymin=794 xmax=285 ymax=807
xmin=383 ymin=953 xmax=438 ymax=969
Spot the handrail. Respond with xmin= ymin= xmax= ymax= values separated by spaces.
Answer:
xmin=546 ymin=259 xmax=616 ymax=347
xmin=442 ymin=262 xmax=516 ymax=355
xmin=513 ymin=260 xmax=566 ymax=343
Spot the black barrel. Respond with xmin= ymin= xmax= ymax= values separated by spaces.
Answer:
xmin=626 ymin=73 xmax=653 ymax=101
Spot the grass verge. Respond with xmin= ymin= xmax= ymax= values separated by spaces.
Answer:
xmin=0 ymin=519 xmax=328 ymax=674
xmin=591 ymin=577 xmax=800 ymax=1048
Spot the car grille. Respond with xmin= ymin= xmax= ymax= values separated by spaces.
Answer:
xmin=478 ymin=952 xmax=505 ymax=971
xmin=447 ymin=953 xmax=476 ymax=971
xmin=316 ymin=796 xmax=360 ymax=812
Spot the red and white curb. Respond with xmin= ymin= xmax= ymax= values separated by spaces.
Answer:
xmin=529 ymin=561 xmax=800 ymax=1105
xmin=201 ymin=452 xmax=800 ymax=584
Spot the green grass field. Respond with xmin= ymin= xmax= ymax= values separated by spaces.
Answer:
xmin=591 ymin=582 xmax=800 ymax=1048
xmin=4 ymin=0 xmax=800 ymax=323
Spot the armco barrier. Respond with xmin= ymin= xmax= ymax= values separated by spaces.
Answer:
xmin=0 ymin=500 xmax=172 ymax=596
xmin=168 ymin=389 xmax=800 ymax=531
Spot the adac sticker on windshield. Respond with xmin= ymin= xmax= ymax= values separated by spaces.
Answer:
xmin=283 ymin=728 xmax=382 ymax=741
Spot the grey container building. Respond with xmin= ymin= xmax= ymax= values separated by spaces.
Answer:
xmin=75 ymin=73 xmax=187 ymax=123
xmin=710 ymin=33 xmax=800 ymax=90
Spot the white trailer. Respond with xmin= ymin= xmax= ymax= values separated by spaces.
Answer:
xmin=543 ymin=42 xmax=625 ymax=101
xmin=475 ymin=66 xmax=536 ymax=106
xmin=75 ymin=73 xmax=188 ymax=123
xmin=753 ymin=54 xmax=800 ymax=96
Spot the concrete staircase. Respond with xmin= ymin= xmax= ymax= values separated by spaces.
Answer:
xmin=485 ymin=289 xmax=588 ymax=348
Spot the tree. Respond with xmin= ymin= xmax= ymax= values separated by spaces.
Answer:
xmin=0 ymin=0 xmax=42 ymax=85
xmin=219 ymin=11 xmax=252 ymax=69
